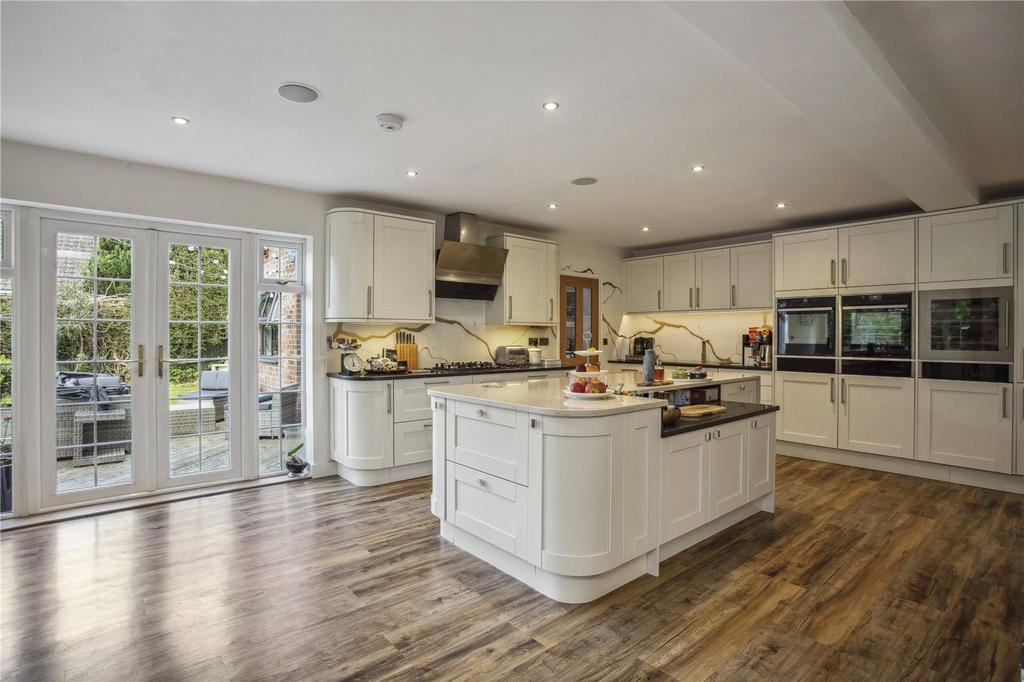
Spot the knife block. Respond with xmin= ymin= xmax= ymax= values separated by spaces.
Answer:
xmin=396 ymin=343 xmax=418 ymax=370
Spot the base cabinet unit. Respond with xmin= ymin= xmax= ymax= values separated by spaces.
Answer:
xmin=747 ymin=416 xmax=775 ymax=499
xmin=659 ymin=429 xmax=711 ymax=542
xmin=720 ymin=377 xmax=759 ymax=404
xmin=624 ymin=256 xmax=664 ymax=313
xmin=393 ymin=375 xmax=472 ymax=423
xmin=838 ymin=375 xmax=915 ymax=459
xmin=776 ymin=371 xmax=838 ymax=447
xmin=394 ymin=419 xmax=434 ymax=467
xmin=446 ymin=463 xmax=530 ymax=560
xmin=918 ymin=206 xmax=1014 ymax=283
xmin=447 ymin=401 xmax=529 ymax=485
xmin=486 ymin=234 xmax=558 ymax=325
xmin=917 ymin=379 xmax=1013 ymax=474
xmin=331 ymin=379 xmax=394 ymax=470
xmin=709 ymin=421 xmax=747 ymax=518
xmin=325 ymin=209 xmax=435 ymax=323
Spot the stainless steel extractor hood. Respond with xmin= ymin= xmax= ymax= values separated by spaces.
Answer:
xmin=435 ymin=213 xmax=508 ymax=300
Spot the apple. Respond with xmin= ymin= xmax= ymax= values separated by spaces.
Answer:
xmin=570 ymin=382 xmax=586 ymax=393
xmin=576 ymin=377 xmax=589 ymax=385
xmin=587 ymin=380 xmax=606 ymax=394
xmin=585 ymin=363 xmax=600 ymax=372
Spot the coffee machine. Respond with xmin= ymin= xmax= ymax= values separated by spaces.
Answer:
xmin=742 ymin=328 xmax=773 ymax=368
xmin=626 ymin=336 xmax=655 ymax=362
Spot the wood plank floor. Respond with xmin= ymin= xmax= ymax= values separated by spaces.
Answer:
xmin=3 ymin=455 xmax=1022 ymax=681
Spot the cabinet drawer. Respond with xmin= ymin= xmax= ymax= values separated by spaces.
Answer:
xmin=394 ymin=419 xmax=434 ymax=467
xmin=446 ymin=463 xmax=529 ymax=559
xmin=394 ymin=376 xmax=471 ymax=423
xmin=722 ymin=380 xmax=758 ymax=404
xmin=448 ymin=402 xmax=528 ymax=484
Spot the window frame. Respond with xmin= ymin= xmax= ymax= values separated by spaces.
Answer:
xmin=258 ymin=238 xmax=304 ymax=288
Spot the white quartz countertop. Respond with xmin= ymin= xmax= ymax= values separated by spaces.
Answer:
xmin=427 ymin=377 xmax=666 ymax=417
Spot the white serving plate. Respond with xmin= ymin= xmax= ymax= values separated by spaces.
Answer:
xmin=569 ymin=370 xmax=608 ymax=379
xmin=563 ymin=388 xmax=615 ymax=400
xmin=572 ymin=349 xmax=603 ymax=357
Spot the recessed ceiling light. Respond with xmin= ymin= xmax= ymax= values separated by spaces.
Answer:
xmin=641 ymin=225 xmax=651 ymax=232
xmin=542 ymin=101 xmax=560 ymax=111
xmin=405 ymin=169 xmax=419 ymax=177
xmin=170 ymin=116 xmax=190 ymax=126
xmin=547 ymin=203 xmax=558 ymax=209
xmin=571 ymin=177 xmax=598 ymax=186
xmin=278 ymin=83 xmax=320 ymax=103
xmin=776 ymin=202 xmax=787 ymax=209
xmin=691 ymin=164 xmax=705 ymax=172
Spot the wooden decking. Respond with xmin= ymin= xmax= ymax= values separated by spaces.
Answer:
xmin=3 ymin=455 xmax=1021 ymax=680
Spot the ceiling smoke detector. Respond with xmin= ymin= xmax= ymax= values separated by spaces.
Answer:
xmin=376 ymin=113 xmax=405 ymax=132
xmin=277 ymin=83 xmax=320 ymax=103
xmin=571 ymin=177 xmax=598 ymax=186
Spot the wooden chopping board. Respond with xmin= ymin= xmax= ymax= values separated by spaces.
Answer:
xmin=636 ymin=379 xmax=674 ymax=387
xmin=680 ymin=404 xmax=728 ymax=417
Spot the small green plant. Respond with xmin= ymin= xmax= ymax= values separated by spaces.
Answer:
xmin=286 ymin=443 xmax=305 ymax=463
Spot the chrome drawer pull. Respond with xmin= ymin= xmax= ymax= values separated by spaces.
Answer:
xmin=476 ymin=409 xmax=488 ymax=417
xmin=476 ymin=478 xmax=486 ymax=487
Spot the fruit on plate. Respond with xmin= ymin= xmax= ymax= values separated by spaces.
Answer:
xmin=586 ymin=347 xmax=598 ymax=353
xmin=586 ymin=380 xmax=607 ymax=393
xmin=585 ymin=362 xmax=600 ymax=372
xmin=576 ymin=376 xmax=589 ymax=385
xmin=574 ymin=363 xmax=587 ymax=372
xmin=569 ymin=382 xmax=587 ymax=393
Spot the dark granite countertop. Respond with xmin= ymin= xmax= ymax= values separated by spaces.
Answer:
xmin=661 ymin=401 xmax=779 ymax=437
xmin=608 ymin=359 xmax=772 ymax=372
xmin=327 ymin=365 xmax=569 ymax=381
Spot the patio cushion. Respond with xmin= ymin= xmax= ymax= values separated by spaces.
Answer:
xmin=200 ymin=370 xmax=230 ymax=392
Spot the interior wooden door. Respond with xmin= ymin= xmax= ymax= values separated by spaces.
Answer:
xmin=560 ymin=275 xmax=600 ymax=366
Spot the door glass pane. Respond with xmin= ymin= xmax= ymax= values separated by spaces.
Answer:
xmin=54 ymin=233 xmax=135 ymax=494
xmin=1 ymin=277 xmax=12 ymax=514
xmin=582 ymin=287 xmax=593 ymax=344
xmin=929 ymin=296 xmax=1000 ymax=352
xmin=565 ymin=286 xmax=576 ymax=357
xmin=257 ymin=279 xmax=304 ymax=475
xmin=167 ymin=243 xmax=231 ymax=478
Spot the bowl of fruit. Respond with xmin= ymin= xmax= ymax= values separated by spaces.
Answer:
xmin=564 ymin=376 xmax=612 ymax=399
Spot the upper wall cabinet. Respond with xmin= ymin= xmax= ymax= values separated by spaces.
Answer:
xmin=696 ymin=248 xmax=731 ymax=310
xmin=774 ymin=229 xmax=838 ymax=291
xmin=730 ymin=243 xmax=773 ymax=308
xmin=663 ymin=253 xmax=695 ymax=311
xmin=486 ymin=234 xmax=558 ymax=326
xmin=624 ymin=256 xmax=664 ymax=313
xmin=838 ymin=219 xmax=915 ymax=287
xmin=919 ymin=206 xmax=1014 ymax=283
xmin=325 ymin=209 xmax=435 ymax=323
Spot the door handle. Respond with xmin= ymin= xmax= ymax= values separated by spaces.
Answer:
xmin=550 ymin=298 xmax=554 ymax=321
xmin=428 ymin=290 xmax=433 ymax=317
xmin=367 ymin=286 xmax=372 ymax=317
xmin=657 ymin=290 xmax=661 ymax=310
xmin=476 ymin=409 xmax=488 ymax=417
xmin=830 ymin=376 xmax=835 ymax=403
xmin=138 ymin=344 xmax=145 ymax=377
xmin=704 ymin=431 xmax=712 ymax=441
xmin=423 ymin=380 xmax=450 ymax=385
xmin=1002 ymin=386 xmax=1008 ymax=419
xmin=386 ymin=383 xmax=392 ymax=414
xmin=830 ymin=259 xmax=836 ymax=285
xmin=731 ymin=284 xmax=736 ymax=307
xmin=696 ymin=287 xmax=701 ymax=308
xmin=689 ymin=288 xmax=693 ymax=308
xmin=508 ymin=296 xmax=512 ymax=320
xmin=1003 ymin=300 xmax=1010 ymax=349
xmin=714 ymin=429 xmax=721 ymax=439
xmin=842 ymin=258 xmax=848 ymax=285
xmin=840 ymin=377 xmax=846 ymax=404
xmin=423 ymin=422 xmax=432 ymax=429
xmin=158 ymin=344 xmax=164 ymax=379
xmin=476 ymin=478 xmax=487 ymax=487
xmin=1002 ymin=242 xmax=1010 ymax=274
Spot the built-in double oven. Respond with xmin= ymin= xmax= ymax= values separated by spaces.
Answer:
xmin=776 ymin=296 xmax=837 ymax=373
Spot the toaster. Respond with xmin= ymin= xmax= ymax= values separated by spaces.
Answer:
xmin=495 ymin=345 xmax=528 ymax=366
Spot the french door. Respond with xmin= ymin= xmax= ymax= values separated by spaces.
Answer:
xmin=40 ymin=219 xmax=243 ymax=508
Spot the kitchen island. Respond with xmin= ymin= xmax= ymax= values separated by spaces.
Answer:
xmin=428 ymin=377 xmax=779 ymax=603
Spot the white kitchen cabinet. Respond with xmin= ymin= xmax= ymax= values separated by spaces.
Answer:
xmin=372 ymin=214 xmax=435 ymax=321
xmin=446 ymin=463 xmax=530 ymax=560
xmin=917 ymin=379 xmax=1012 ymax=474
xmin=527 ymin=414 xmax=624 ymax=576
xmin=1015 ymin=204 xmax=1024 ymax=383
xmin=709 ymin=420 xmax=747 ymax=517
xmin=325 ymin=211 xmax=375 ymax=319
xmin=696 ymin=248 xmax=731 ymax=310
xmin=747 ymin=416 xmax=775 ymax=500
xmin=486 ymin=234 xmax=558 ymax=325
xmin=776 ymin=371 xmax=838 ymax=447
xmin=759 ymin=386 xmax=773 ymax=404
xmin=919 ymin=206 xmax=1014 ymax=283
xmin=730 ymin=242 xmax=772 ymax=308
xmin=721 ymin=378 xmax=759 ymax=404
xmin=431 ymin=398 xmax=447 ymax=519
xmin=446 ymin=401 xmax=529 ymax=485
xmin=333 ymin=379 xmax=394 ymax=470
xmin=837 ymin=219 xmax=915 ymax=287
xmin=325 ymin=209 xmax=435 ymax=322
xmin=1016 ymin=385 xmax=1024 ymax=476
xmin=838 ymin=375 xmax=915 ymax=459
xmin=394 ymin=419 xmax=434 ymax=467
xmin=660 ymin=429 xmax=710 ymax=542
xmin=622 ymin=409 xmax=660 ymax=560
xmin=774 ymin=229 xmax=838 ymax=291
xmin=624 ymin=257 xmax=664 ymax=313
xmin=393 ymin=375 xmax=472 ymax=423
xmin=664 ymin=252 xmax=696 ymax=311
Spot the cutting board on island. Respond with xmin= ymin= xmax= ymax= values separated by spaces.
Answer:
xmin=680 ymin=404 xmax=728 ymax=417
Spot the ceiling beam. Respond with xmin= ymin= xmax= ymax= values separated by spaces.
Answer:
xmin=667 ymin=1 xmax=979 ymax=211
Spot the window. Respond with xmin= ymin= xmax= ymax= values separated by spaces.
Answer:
xmin=559 ymin=275 xmax=600 ymax=366
xmin=1 ymin=210 xmax=13 ymax=513
xmin=257 ymin=239 xmax=305 ymax=474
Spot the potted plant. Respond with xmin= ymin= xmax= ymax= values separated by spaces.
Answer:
xmin=285 ymin=442 xmax=309 ymax=477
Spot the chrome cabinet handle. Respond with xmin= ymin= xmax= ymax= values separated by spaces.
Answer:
xmin=428 ymin=289 xmax=433 ymax=317
xmin=550 ymin=298 xmax=554 ymax=321
xmin=840 ymin=377 xmax=846 ymax=404
xmin=476 ymin=478 xmax=486 ymax=487
xmin=830 ymin=259 xmax=836 ymax=285
xmin=1002 ymin=386 xmax=1008 ymax=419
xmin=508 ymin=296 xmax=512 ymax=320
xmin=476 ymin=409 xmax=488 ymax=417
xmin=1003 ymin=242 xmax=1010 ymax=274
xmin=423 ymin=379 xmax=450 ymax=385
xmin=1003 ymin=300 xmax=1011 ymax=349
xmin=731 ymin=284 xmax=736 ymax=307
xmin=714 ymin=429 xmax=721 ymax=439
xmin=830 ymin=376 xmax=835 ymax=403
xmin=657 ymin=290 xmax=662 ymax=310
xmin=137 ymin=344 xmax=145 ymax=377
xmin=423 ymin=422 xmax=432 ymax=429
xmin=696 ymin=287 xmax=701 ymax=308
xmin=704 ymin=431 xmax=712 ymax=441
xmin=752 ymin=419 xmax=758 ymax=428
xmin=367 ymin=286 xmax=372 ymax=317
xmin=689 ymin=288 xmax=693 ymax=308
xmin=386 ymin=384 xmax=392 ymax=414
xmin=158 ymin=345 xmax=164 ymax=379
xmin=842 ymin=258 xmax=848 ymax=285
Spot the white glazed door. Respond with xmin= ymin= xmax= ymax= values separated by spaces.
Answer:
xmin=664 ymin=252 xmax=696 ymax=311
xmin=624 ymin=257 xmax=664 ymax=313
xmin=917 ymin=379 xmax=1012 ymax=473
xmin=839 ymin=374 xmax=915 ymax=459
xmin=773 ymin=230 xmax=838 ymax=291
xmin=776 ymin=371 xmax=838 ymax=447
xmin=838 ymin=219 xmax=915 ymax=287
xmin=696 ymin=248 xmax=731 ymax=310
xmin=325 ymin=211 xmax=374 ymax=320
xmin=372 ymin=215 xmax=434 ymax=321
xmin=918 ymin=206 xmax=1014 ymax=283
xmin=505 ymin=236 xmax=549 ymax=324
xmin=730 ymin=243 xmax=772 ymax=308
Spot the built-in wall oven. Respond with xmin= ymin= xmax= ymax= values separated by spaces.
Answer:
xmin=840 ymin=292 xmax=914 ymax=378
xmin=776 ymin=296 xmax=836 ymax=373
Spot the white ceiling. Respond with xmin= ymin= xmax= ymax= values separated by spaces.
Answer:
xmin=2 ymin=1 xmax=1021 ymax=248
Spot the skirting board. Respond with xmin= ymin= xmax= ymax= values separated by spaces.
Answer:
xmin=337 ymin=461 xmax=431 ymax=487
xmin=439 ymin=493 xmax=773 ymax=604
xmin=778 ymin=441 xmax=1024 ymax=495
